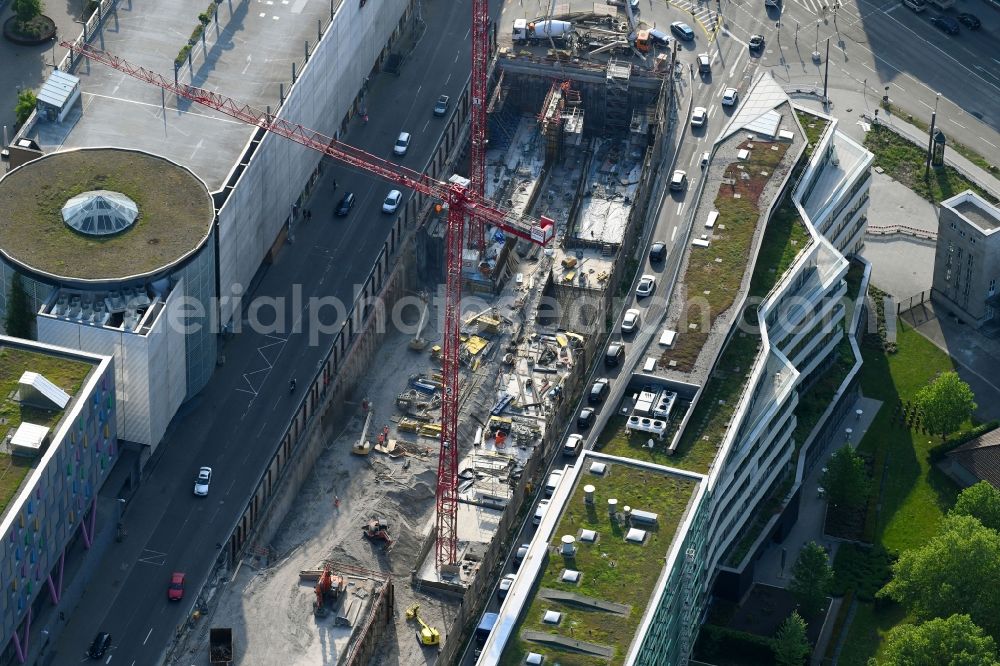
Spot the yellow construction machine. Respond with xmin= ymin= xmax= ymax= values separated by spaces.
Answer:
xmin=405 ymin=604 xmax=440 ymax=647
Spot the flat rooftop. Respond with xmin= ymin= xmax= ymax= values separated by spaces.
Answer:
xmin=30 ymin=0 xmax=339 ymax=190
xmin=0 ymin=148 xmax=214 ymax=280
xmin=799 ymin=129 xmax=870 ymax=224
xmin=0 ymin=344 xmax=95 ymax=517
xmin=496 ymin=456 xmax=700 ymax=665
xmin=951 ymin=195 xmax=1000 ymax=233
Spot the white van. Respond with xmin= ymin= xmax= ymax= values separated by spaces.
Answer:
xmin=544 ymin=470 xmax=564 ymax=497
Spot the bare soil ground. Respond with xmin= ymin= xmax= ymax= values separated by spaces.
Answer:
xmin=175 ymin=321 xmax=463 ymax=665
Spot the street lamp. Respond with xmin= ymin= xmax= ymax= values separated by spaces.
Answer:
xmin=813 ymin=20 xmax=821 ymax=61
xmin=925 ymin=92 xmax=941 ymax=179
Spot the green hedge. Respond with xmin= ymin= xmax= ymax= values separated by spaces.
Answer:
xmin=928 ymin=421 xmax=1000 ymax=463
xmin=694 ymin=623 xmax=776 ymax=663
xmin=823 ymin=589 xmax=855 ymax=662
xmin=831 ymin=543 xmax=894 ymax=601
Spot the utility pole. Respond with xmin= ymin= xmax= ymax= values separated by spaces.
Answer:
xmin=925 ymin=92 xmax=941 ymax=179
xmin=812 ymin=20 xmax=821 ymax=61
xmin=823 ymin=38 xmax=830 ymax=105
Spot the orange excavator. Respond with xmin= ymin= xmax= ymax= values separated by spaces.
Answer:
xmin=313 ymin=566 xmax=346 ymax=617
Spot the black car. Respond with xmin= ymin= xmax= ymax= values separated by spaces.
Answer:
xmin=589 ymin=378 xmax=610 ymax=404
xmin=930 ymin=15 xmax=960 ymax=34
xmin=605 ymin=343 xmax=625 ymax=368
xmin=577 ymin=407 xmax=595 ymax=429
xmin=649 ymin=242 xmax=667 ymax=262
xmin=749 ymin=34 xmax=765 ymax=51
xmin=956 ymin=12 xmax=980 ymax=29
xmin=88 ymin=632 xmax=112 ymax=659
xmin=334 ymin=192 xmax=355 ymax=217
xmin=670 ymin=21 xmax=695 ymax=41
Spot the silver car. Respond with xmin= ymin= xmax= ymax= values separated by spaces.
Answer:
xmin=193 ymin=466 xmax=212 ymax=496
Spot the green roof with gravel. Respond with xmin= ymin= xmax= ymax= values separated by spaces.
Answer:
xmin=0 ymin=148 xmax=214 ymax=280
xmin=500 ymin=459 xmax=700 ymax=666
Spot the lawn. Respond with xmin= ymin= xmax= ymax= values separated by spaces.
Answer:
xmin=832 ymin=321 xmax=970 ymax=663
xmin=0 ymin=346 xmax=94 ymax=516
xmin=661 ymin=139 xmax=790 ymax=372
xmin=883 ymin=102 xmax=998 ymax=175
xmin=500 ymin=461 xmax=699 ymax=665
xmin=594 ymin=408 xmax=686 ymax=468
xmin=863 ymin=124 xmax=999 ymax=205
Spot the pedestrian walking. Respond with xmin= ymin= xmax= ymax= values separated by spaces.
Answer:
xmin=335 ymin=495 xmax=341 ymax=510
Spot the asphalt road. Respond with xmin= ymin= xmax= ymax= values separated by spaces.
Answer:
xmin=48 ymin=1 xmax=477 ymax=663
xmin=718 ymin=0 xmax=1000 ymax=164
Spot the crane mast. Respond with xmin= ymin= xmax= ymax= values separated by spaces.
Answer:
xmin=62 ymin=42 xmax=552 ymax=569
xmin=469 ymin=0 xmax=490 ymax=253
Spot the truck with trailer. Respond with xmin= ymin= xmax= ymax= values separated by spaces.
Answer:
xmin=210 ymin=627 xmax=234 ymax=665
xmin=512 ymin=19 xmax=575 ymax=44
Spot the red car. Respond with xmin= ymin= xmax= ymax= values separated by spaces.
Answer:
xmin=168 ymin=572 xmax=185 ymax=601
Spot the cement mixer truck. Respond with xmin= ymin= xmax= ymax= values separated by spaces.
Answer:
xmin=512 ymin=19 xmax=575 ymax=44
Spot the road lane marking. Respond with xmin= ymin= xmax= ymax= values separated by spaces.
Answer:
xmin=950 ymin=120 xmax=966 ymax=129
xmin=677 ymin=202 xmax=684 ymax=215
xmin=983 ymin=139 xmax=998 ymax=149
xmin=671 ymin=226 xmax=678 ymax=241
xmin=918 ymin=99 xmax=933 ymax=110
xmin=143 ymin=627 xmax=153 ymax=645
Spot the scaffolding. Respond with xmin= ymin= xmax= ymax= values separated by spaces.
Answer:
xmin=604 ymin=59 xmax=631 ymax=135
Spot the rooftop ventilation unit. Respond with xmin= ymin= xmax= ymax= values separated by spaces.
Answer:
xmin=584 ymin=484 xmax=595 ymax=504
xmin=625 ymin=527 xmax=647 ymax=543
xmin=607 ymin=498 xmax=618 ymax=516
xmin=579 ymin=529 xmax=597 ymax=542
xmin=560 ymin=535 xmax=577 ymax=556
xmin=560 ymin=570 xmax=581 ymax=583
xmin=105 ymin=291 xmax=126 ymax=313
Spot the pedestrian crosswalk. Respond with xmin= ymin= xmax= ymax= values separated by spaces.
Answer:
xmin=786 ymin=0 xmax=832 ymax=14
xmin=669 ymin=0 xmax=722 ymax=37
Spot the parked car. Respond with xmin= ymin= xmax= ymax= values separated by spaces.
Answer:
xmin=334 ymin=192 xmax=355 ymax=217
xmin=930 ymin=15 xmax=959 ymax=34
xmin=563 ymin=433 xmax=584 ymax=457
xmin=589 ymin=378 xmax=610 ymax=404
xmin=901 ymin=0 xmax=926 ymax=11
xmin=648 ymin=28 xmax=670 ymax=46
xmin=545 ymin=469 xmax=564 ymax=497
xmin=649 ymin=241 xmax=667 ymax=262
xmin=193 ymin=466 xmax=212 ymax=496
xmin=749 ymin=34 xmax=765 ymax=51
xmin=393 ymin=131 xmax=411 ymax=156
xmin=700 ymin=151 xmax=711 ymax=168
xmin=621 ymin=308 xmax=641 ymax=334
xmin=577 ymin=407 xmax=595 ymax=430
xmin=498 ymin=573 xmax=517 ymax=599
xmin=956 ymin=12 xmax=980 ymax=29
xmin=533 ymin=499 xmax=550 ymax=525
xmin=670 ymin=170 xmax=687 ymax=191
xmin=88 ymin=632 xmax=112 ymax=659
xmin=670 ymin=21 xmax=695 ymax=41
xmin=636 ymin=275 xmax=656 ymax=298
xmin=514 ymin=543 xmax=530 ymax=567
xmin=722 ymin=87 xmax=739 ymax=106
xmin=690 ymin=106 xmax=708 ymax=128
xmin=382 ymin=189 xmax=403 ymax=214
xmin=168 ymin=572 xmax=185 ymax=601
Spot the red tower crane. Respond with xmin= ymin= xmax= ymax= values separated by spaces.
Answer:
xmin=61 ymin=43 xmax=554 ymax=568
xmin=469 ymin=0 xmax=490 ymax=253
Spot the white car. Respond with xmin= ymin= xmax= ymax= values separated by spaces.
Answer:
xmin=636 ymin=275 xmax=656 ymax=298
xmin=670 ymin=169 xmax=687 ymax=191
xmin=622 ymin=308 xmax=641 ymax=334
xmin=382 ymin=189 xmax=402 ymax=214
xmin=514 ymin=543 xmax=530 ymax=567
xmin=193 ymin=466 xmax=212 ymax=496
xmin=533 ymin=499 xmax=550 ymax=526
xmin=690 ymin=106 xmax=707 ymax=128
xmin=722 ymin=87 xmax=739 ymax=106
xmin=498 ymin=573 xmax=517 ymax=599
xmin=700 ymin=151 xmax=711 ymax=168
xmin=393 ymin=131 xmax=411 ymax=156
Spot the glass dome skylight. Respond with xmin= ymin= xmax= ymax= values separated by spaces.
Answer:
xmin=61 ymin=190 xmax=139 ymax=236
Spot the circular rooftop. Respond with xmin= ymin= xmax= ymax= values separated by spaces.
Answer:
xmin=0 ymin=148 xmax=214 ymax=282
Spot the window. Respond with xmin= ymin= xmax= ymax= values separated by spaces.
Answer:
xmin=990 ymin=279 xmax=997 ymax=296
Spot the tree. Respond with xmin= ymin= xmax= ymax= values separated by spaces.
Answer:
xmin=878 ymin=515 xmax=1000 ymax=639
xmin=870 ymin=614 xmax=1000 ymax=666
xmin=5 ymin=273 xmax=33 ymax=339
xmin=952 ymin=481 xmax=1000 ymax=533
xmin=774 ymin=611 xmax=811 ymax=666
xmin=12 ymin=0 xmax=43 ymax=26
xmin=915 ymin=371 xmax=977 ymax=440
xmin=822 ymin=445 xmax=871 ymax=510
xmin=14 ymin=90 xmax=36 ymax=128
xmin=789 ymin=541 xmax=832 ymax=617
